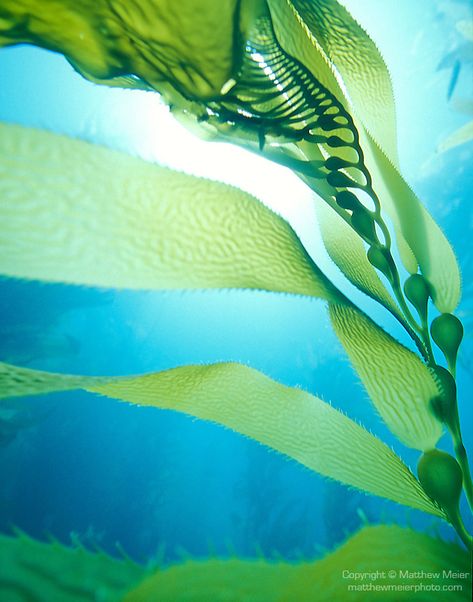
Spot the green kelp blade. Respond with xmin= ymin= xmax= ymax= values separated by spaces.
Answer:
xmin=0 ymin=531 xmax=146 ymax=601
xmin=315 ymin=200 xmax=407 ymax=325
xmin=125 ymin=525 xmax=471 ymax=601
xmin=0 ymin=122 xmax=338 ymax=301
xmin=280 ymin=524 xmax=472 ymax=601
xmin=0 ymin=361 xmax=441 ymax=517
xmin=2 ymin=526 xmax=469 ymax=602
xmin=127 ymin=559 xmax=294 ymax=602
xmin=329 ymin=303 xmax=443 ymax=451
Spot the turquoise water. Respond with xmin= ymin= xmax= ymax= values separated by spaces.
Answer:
xmin=0 ymin=0 xmax=471 ymax=565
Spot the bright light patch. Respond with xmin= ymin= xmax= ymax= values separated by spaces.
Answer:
xmin=95 ymin=89 xmax=322 ymax=261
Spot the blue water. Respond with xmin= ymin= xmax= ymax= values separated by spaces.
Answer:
xmin=0 ymin=0 xmax=472 ymax=565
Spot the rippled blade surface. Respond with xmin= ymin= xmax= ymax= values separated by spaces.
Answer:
xmin=0 ymin=122 xmax=337 ymax=300
xmin=329 ymin=303 xmax=443 ymax=451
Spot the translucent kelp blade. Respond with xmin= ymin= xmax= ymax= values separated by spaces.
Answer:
xmin=0 ymin=361 xmax=442 ymax=517
xmin=0 ymin=531 xmax=146 ymax=601
xmin=0 ymin=0 xmax=239 ymax=99
xmin=329 ymin=303 xmax=443 ymax=451
xmin=0 ymin=122 xmax=338 ymax=301
xmin=126 ymin=525 xmax=471 ymax=601
xmin=315 ymin=200 xmax=407 ymax=325
xmin=272 ymin=0 xmax=398 ymax=163
xmin=438 ymin=120 xmax=473 ymax=153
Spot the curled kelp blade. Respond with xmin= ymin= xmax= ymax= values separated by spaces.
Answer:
xmin=0 ymin=122 xmax=338 ymax=302
xmin=328 ymin=303 xmax=443 ymax=451
xmin=126 ymin=524 xmax=471 ymax=601
xmin=0 ymin=531 xmax=146 ymax=601
xmin=0 ymin=361 xmax=442 ymax=517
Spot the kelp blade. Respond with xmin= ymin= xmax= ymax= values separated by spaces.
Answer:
xmin=271 ymin=0 xmax=398 ymax=163
xmin=0 ymin=122 xmax=338 ymax=301
xmin=362 ymin=133 xmax=461 ymax=313
xmin=316 ymin=207 xmax=445 ymax=451
xmin=1 ymin=526 xmax=469 ymax=601
xmin=329 ymin=303 xmax=443 ymax=451
xmin=0 ymin=361 xmax=441 ymax=516
xmin=127 ymin=525 xmax=471 ymax=601
xmin=0 ymin=531 xmax=145 ymax=601
xmin=438 ymin=120 xmax=473 ymax=153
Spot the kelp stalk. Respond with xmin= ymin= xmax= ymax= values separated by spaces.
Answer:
xmin=431 ymin=365 xmax=473 ymax=512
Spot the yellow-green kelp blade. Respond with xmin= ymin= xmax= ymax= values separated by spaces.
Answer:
xmin=329 ymin=303 xmax=443 ymax=451
xmin=0 ymin=531 xmax=146 ymax=602
xmin=316 ymin=203 xmax=444 ymax=451
xmin=438 ymin=120 xmax=473 ymax=153
xmin=0 ymin=361 xmax=442 ymax=517
xmin=126 ymin=524 xmax=471 ymax=601
xmin=268 ymin=0 xmax=461 ymax=312
xmin=0 ymin=122 xmax=338 ymax=301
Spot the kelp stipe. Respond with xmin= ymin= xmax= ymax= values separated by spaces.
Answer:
xmin=0 ymin=0 xmax=472 ymax=598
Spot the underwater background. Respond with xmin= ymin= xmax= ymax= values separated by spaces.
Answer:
xmin=0 ymin=0 xmax=472 ymax=566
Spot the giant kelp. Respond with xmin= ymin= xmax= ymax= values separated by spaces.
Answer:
xmin=0 ymin=0 xmax=472 ymax=599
